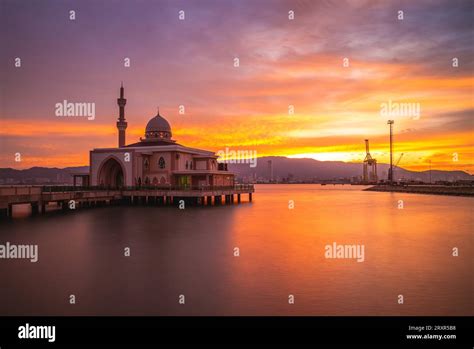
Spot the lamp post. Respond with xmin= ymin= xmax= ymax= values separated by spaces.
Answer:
xmin=387 ymin=120 xmax=394 ymax=183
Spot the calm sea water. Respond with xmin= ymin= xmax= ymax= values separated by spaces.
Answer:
xmin=0 ymin=184 xmax=472 ymax=315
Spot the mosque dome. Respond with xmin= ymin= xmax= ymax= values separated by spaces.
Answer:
xmin=144 ymin=109 xmax=172 ymax=140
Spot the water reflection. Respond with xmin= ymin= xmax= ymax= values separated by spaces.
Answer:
xmin=0 ymin=185 xmax=472 ymax=315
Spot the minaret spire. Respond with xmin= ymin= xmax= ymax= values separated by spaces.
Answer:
xmin=116 ymin=83 xmax=127 ymax=147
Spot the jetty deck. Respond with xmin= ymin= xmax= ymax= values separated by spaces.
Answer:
xmin=0 ymin=184 xmax=255 ymax=218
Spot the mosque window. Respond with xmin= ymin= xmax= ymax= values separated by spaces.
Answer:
xmin=159 ymin=157 xmax=166 ymax=169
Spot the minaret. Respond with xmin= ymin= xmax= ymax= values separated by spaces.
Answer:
xmin=116 ymin=83 xmax=127 ymax=147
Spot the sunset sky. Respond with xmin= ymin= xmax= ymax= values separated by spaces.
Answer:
xmin=1 ymin=0 xmax=473 ymax=173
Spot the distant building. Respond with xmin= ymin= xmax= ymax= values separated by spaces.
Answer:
xmin=88 ymin=85 xmax=234 ymax=188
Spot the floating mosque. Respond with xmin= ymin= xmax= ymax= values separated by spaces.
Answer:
xmin=87 ymin=85 xmax=234 ymax=188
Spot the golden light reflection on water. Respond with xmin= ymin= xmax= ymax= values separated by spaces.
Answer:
xmin=227 ymin=185 xmax=472 ymax=315
xmin=1 ymin=185 xmax=472 ymax=315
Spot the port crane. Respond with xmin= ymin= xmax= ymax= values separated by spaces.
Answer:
xmin=363 ymin=139 xmax=378 ymax=183
xmin=393 ymin=153 xmax=404 ymax=181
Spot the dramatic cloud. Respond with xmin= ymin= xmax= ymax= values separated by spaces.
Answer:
xmin=1 ymin=0 xmax=473 ymax=172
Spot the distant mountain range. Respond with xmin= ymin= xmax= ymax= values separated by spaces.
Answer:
xmin=227 ymin=156 xmax=472 ymax=183
xmin=0 ymin=166 xmax=89 ymax=185
xmin=0 ymin=157 xmax=471 ymax=184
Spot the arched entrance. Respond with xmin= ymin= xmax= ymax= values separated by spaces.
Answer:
xmin=98 ymin=157 xmax=125 ymax=188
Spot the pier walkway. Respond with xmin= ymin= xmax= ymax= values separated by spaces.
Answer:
xmin=0 ymin=184 xmax=255 ymax=218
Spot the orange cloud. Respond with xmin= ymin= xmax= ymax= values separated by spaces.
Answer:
xmin=1 ymin=53 xmax=472 ymax=174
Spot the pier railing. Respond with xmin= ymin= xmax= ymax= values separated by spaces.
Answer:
xmin=41 ymin=184 xmax=254 ymax=193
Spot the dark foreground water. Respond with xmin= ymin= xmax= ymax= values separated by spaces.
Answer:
xmin=0 ymin=185 xmax=472 ymax=315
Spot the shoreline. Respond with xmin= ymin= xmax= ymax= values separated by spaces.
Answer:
xmin=365 ymin=185 xmax=474 ymax=197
